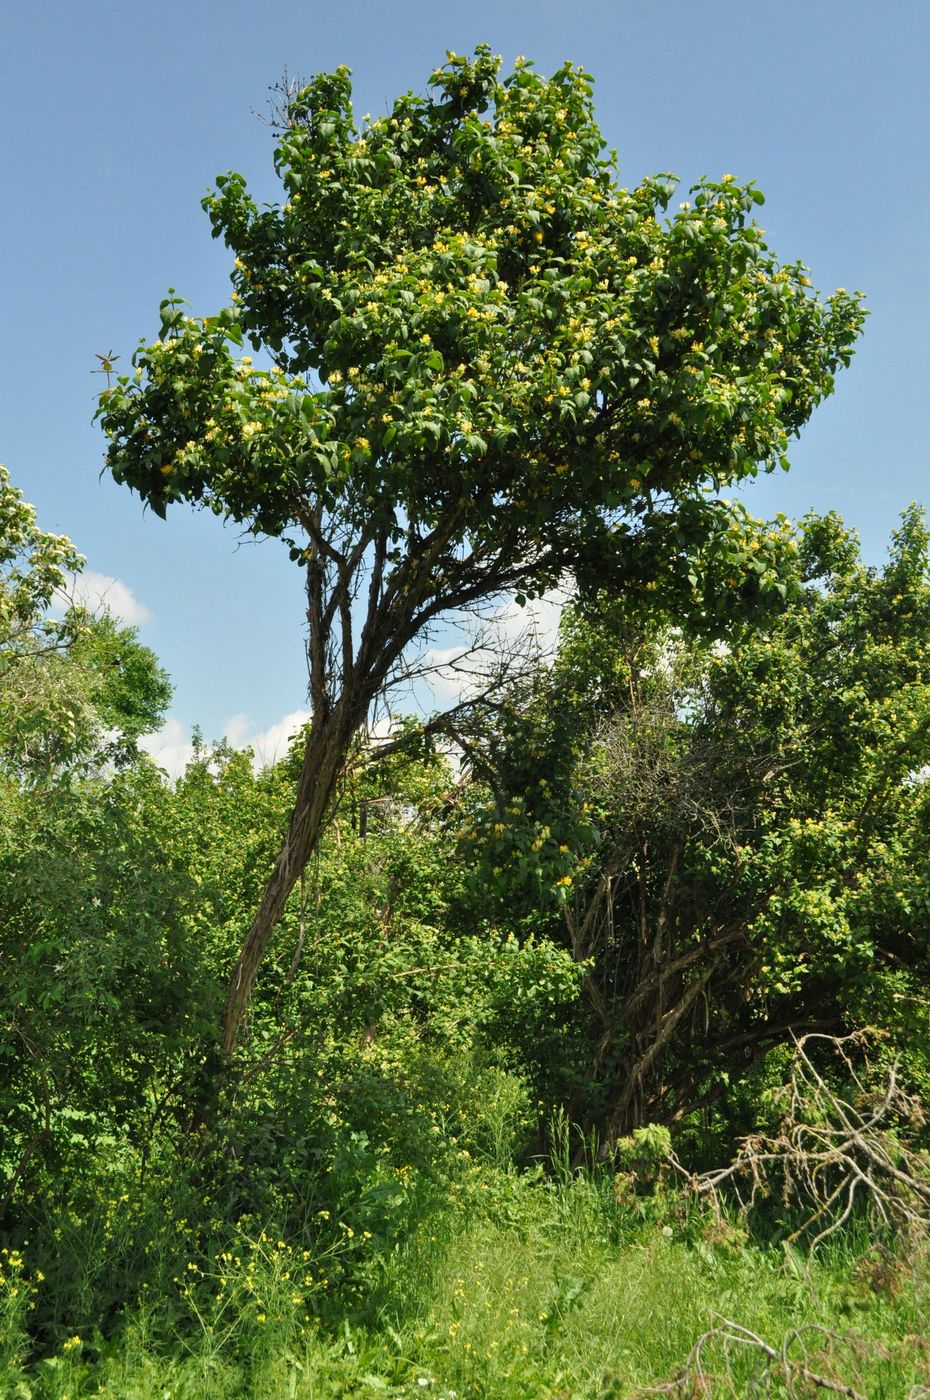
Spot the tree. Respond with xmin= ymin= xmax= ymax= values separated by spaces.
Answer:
xmin=98 ymin=48 xmax=864 ymax=1055
xmin=0 ymin=464 xmax=84 ymax=777
xmin=0 ymin=466 xmax=171 ymax=781
xmin=0 ymin=472 xmax=188 ymax=1213
xmin=458 ymin=510 xmax=930 ymax=1146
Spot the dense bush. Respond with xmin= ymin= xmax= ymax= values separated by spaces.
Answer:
xmin=453 ymin=509 xmax=930 ymax=1154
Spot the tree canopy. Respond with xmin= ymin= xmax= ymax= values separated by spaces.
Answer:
xmin=0 ymin=466 xmax=171 ymax=780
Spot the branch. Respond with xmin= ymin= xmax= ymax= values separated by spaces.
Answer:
xmin=669 ymin=1032 xmax=930 ymax=1249
xmin=641 ymin=1317 xmax=869 ymax=1399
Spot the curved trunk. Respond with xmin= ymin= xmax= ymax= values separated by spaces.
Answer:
xmin=220 ymin=702 xmax=360 ymax=1055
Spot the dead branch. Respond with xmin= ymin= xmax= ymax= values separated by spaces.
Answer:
xmin=642 ymin=1316 xmax=870 ymax=1398
xmin=670 ymin=1032 xmax=930 ymax=1250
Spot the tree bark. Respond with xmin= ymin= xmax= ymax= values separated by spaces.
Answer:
xmin=220 ymin=699 xmax=362 ymax=1054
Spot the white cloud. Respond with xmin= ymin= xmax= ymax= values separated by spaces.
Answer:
xmin=243 ymin=709 xmax=310 ymax=769
xmin=490 ymin=590 xmax=563 ymax=655
xmin=53 ymin=570 xmax=152 ymax=626
xmin=140 ymin=708 xmax=310 ymax=781
xmin=419 ymin=587 xmax=566 ymax=709
xmin=139 ymin=717 xmax=197 ymax=778
xmin=419 ymin=642 xmax=477 ymax=704
xmin=223 ymin=712 xmax=252 ymax=749
xmin=139 ymin=590 xmax=566 ymax=783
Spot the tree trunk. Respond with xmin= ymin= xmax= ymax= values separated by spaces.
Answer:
xmin=603 ymin=967 xmax=713 ymax=1143
xmin=220 ymin=701 xmax=360 ymax=1054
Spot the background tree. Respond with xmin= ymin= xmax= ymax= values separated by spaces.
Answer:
xmin=0 ymin=469 xmax=193 ymax=1218
xmin=98 ymin=47 xmax=864 ymax=1054
xmin=0 ymin=464 xmax=84 ymax=779
xmin=0 ymin=465 xmax=171 ymax=782
xmin=457 ymin=509 xmax=930 ymax=1147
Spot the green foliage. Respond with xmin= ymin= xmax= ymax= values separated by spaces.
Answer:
xmin=6 ymin=35 xmax=930 ymax=1400
xmin=614 ymin=1124 xmax=673 ymax=1176
xmin=6 ymin=1157 xmax=930 ymax=1398
xmin=0 ymin=464 xmax=84 ymax=780
xmin=0 ymin=465 xmax=171 ymax=781
xmin=4 ymin=520 xmax=930 ymax=1397
xmin=97 ymin=47 xmax=866 ymax=1056
xmin=0 ymin=763 xmax=214 ymax=1205
xmin=455 ymin=508 xmax=930 ymax=1145
xmin=67 ymin=614 xmax=173 ymax=764
xmin=0 ymin=473 xmax=191 ymax=1217
xmin=167 ymin=738 xmax=294 ymax=969
xmin=98 ymin=49 xmax=862 ymax=565
xmin=0 ymin=465 xmax=82 ymax=645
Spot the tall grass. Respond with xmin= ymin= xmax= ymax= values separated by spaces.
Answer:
xmin=5 ymin=1148 xmax=930 ymax=1398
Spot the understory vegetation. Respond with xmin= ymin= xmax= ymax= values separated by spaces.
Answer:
xmin=4 ymin=455 xmax=930 ymax=1396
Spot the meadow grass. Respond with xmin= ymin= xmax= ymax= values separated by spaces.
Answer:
xmin=5 ymin=1158 xmax=930 ymax=1399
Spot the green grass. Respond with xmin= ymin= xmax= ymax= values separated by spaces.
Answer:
xmin=5 ymin=1161 xmax=930 ymax=1399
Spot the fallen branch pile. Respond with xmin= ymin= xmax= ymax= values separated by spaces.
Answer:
xmin=672 ymin=1032 xmax=930 ymax=1249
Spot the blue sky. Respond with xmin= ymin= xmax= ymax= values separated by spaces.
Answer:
xmin=3 ymin=1 xmax=928 ymax=770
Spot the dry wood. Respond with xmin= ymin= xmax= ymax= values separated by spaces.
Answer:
xmin=641 ymin=1317 xmax=871 ymax=1398
xmin=670 ymin=1032 xmax=930 ymax=1250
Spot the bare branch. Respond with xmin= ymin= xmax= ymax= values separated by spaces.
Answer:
xmin=640 ymin=1316 xmax=870 ymax=1399
xmin=669 ymin=1033 xmax=930 ymax=1251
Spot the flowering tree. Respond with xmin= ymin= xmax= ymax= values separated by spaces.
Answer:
xmin=98 ymin=48 xmax=864 ymax=1055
